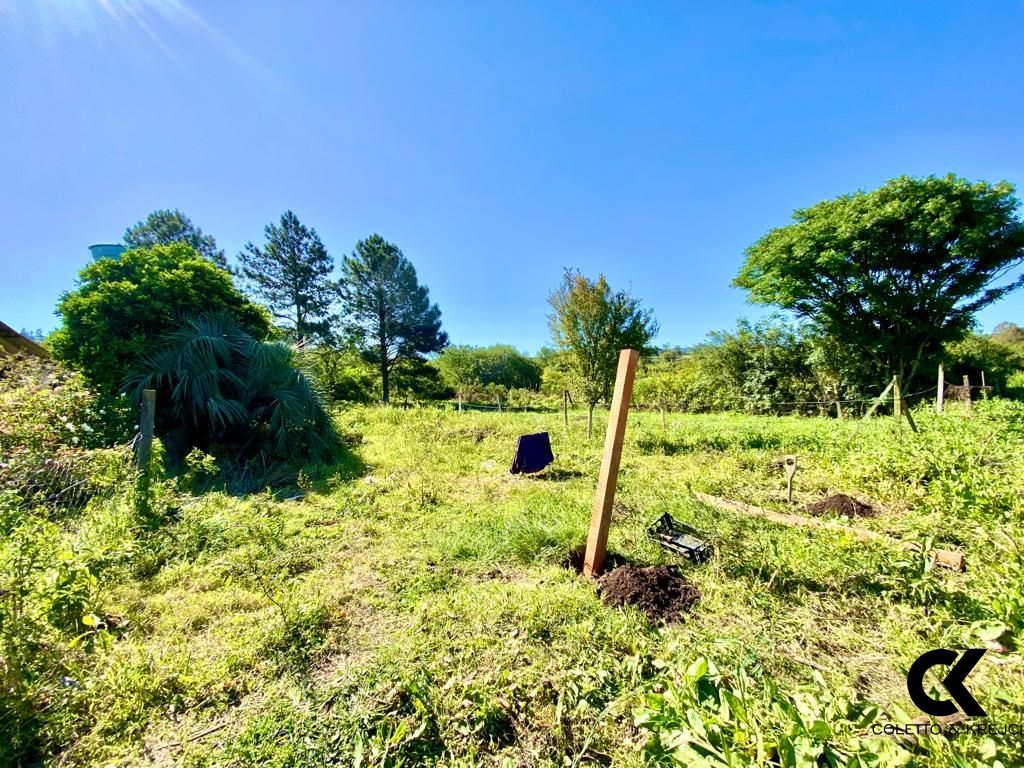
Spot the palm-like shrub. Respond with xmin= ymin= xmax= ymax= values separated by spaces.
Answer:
xmin=127 ymin=314 xmax=338 ymax=470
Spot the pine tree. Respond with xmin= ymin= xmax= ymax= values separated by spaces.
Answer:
xmin=339 ymin=234 xmax=448 ymax=403
xmin=239 ymin=211 xmax=336 ymax=343
xmin=124 ymin=209 xmax=228 ymax=269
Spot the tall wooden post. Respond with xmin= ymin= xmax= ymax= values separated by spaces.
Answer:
xmin=136 ymin=389 xmax=156 ymax=469
xmin=936 ymin=364 xmax=944 ymax=414
xmin=963 ymin=375 xmax=972 ymax=412
xmin=458 ymin=392 xmax=463 ymax=413
xmin=563 ymin=389 xmax=569 ymax=428
xmin=496 ymin=394 xmax=502 ymax=413
xmin=784 ymin=455 xmax=797 ymax=504
xmin=981 ymin=371 xmax=987 ymax=398
xmin=583 ymin=349 xmax=639 ymax=578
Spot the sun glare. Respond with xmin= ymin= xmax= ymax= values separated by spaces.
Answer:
xmin=1 ymin=0 xmax=280 ymax=88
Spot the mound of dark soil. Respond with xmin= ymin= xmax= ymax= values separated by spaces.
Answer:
xmin=596 ymin=565 xmax=699 ymax=623
xmin=806 ymin=494 xmax=874 ymax=518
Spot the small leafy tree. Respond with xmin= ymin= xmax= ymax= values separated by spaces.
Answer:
xmin=548 ymin=270 xmax=657 ymax=437
xmin=124 ymin=209 xmax=227 ymax=268
xmin=239 ymin=211 xmax=337 ymax=344
xmin=51 ymin=244 xmax=269 ymax=395
xmin=735 ymin=175 xmax=1024 ymax=391
xmin=338 ymin=234 xmax=448 ymax=403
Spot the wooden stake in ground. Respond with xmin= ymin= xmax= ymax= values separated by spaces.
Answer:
xmin=136 ymin=389 xmax=156 ymax=469
xmin=893 ymin=375 xmax=902 ymax=427
xmin=583 ymin=349 xmax=639 ymax=578
xmin=981 ymin=371 xmax=987 ymax=399
xmin=563 ymin=389 xmax=569 ymax=428
xmin=963 ymin=374 xmax=972 ymax=412
xmin=892 ymin=375 xmax=917 ymax=433
xmin=784 ymin=455 xmax=797 ymax=503
xmin=937 ymin=363 xmax=944 ymax=414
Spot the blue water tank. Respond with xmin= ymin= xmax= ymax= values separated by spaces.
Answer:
xmin=88 ymin=243 xmax=126 ymax=262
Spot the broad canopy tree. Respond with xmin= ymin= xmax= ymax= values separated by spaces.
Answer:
xmin=339 ymin=234 xmax=448 ymax=403
xmin=548 ymin=270 xmax=657 ymax=437
xmin=52 ymin=243 xmax=269 ymax=396
xmin=735 ymin=175 xmax=1024 ymax=392
xmin=239 ymin=211 xmax=337 ymax=344
xmin=124 ymin=209 xmax=228 ymax=269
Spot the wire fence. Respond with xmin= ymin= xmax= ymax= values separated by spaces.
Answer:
xmin=1 ymin=436 xmax=141 ymax=514
xmin=427 ymin=377 xmax=999 ymax=421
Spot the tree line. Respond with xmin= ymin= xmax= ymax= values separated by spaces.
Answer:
xmin=120 ymin=208 xmax=448 ymax=404
xmin=47 ymin=172 xmax=1024 ymax=467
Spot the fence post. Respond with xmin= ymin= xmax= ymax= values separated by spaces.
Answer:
xmin=458 ymin=392 xmax=463 ymax=413
xmin=136 ymin=389 xmax=156 ymax=470
xmin=583 ymin=349 xmax=639 ymax=578
xmin=963 ymin=375 xmax=972 ymax=412
xmin=893 ymin=375 xmax=902 ymax=428
xmin=936 ymin=364 xmax=944 ymax=414
xmin=496 ymin=394 xmax=502 ymax=413
xmin=981 ymin=371 xmax=987 ymax=398
xmin=563 ymin=389 xmax=569 ymax=428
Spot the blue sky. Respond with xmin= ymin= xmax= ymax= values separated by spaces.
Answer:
xmin=2 ymin=1 xmax=1023 ymax=352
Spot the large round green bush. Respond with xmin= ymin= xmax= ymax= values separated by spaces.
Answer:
xmin=51 ymin=243 xmax=270 ymax=395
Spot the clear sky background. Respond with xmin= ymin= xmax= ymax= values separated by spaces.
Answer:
xmin=2 ymin=1 xmax=1023 ymax=352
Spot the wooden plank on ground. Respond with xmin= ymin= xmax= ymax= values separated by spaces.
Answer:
xmin=693 ymin=492 xmax=965 ymax=571
xmin=583 ymin=349 xmax=639 ymax=578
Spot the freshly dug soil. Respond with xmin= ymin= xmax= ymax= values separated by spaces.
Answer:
xmin=806 ymin=494 xmax=874 ymax=518
xmin=597 ymin=565 xmax=699 ymax=623
xmin=562 ymin=546 xmax=626 ymax=574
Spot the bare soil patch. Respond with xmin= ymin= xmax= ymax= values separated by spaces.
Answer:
xmin=596 ymin=564 xmax=699 ymax=623
xmin=562 ymin=546 xmax=626 ymax=573
xmin=806 ymin=494 xmax=874 ymax=518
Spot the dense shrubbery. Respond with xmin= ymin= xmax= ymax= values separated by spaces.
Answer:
xmin=0 ymin=354 xmax=132 ymax=514
xmin=433 ymin=344 xmax=542 ymax=402
xmin=0 ymin=356 xmax=142 ymax=764
xmin=126 ymin=313 xmax=339 ymax=471
xmin=51 ymin=243 xmax=270 ymax=396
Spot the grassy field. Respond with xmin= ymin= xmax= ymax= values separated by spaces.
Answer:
xmin=7 ymin=402 xmax=1024 ymax=766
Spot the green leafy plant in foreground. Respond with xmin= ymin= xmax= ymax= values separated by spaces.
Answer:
xmin=636 ymin=656 xmax=964 ymax=767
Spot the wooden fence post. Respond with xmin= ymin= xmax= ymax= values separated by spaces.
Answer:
xmin=963 ymin=375 xmax=972 ymax=412
xmin=583 ymin=349 xmax=639 ymax=578
xmin=136 ymin=389 xmax=156 ymax=470
xmin=458 ymin=392 xmax=463 ymax=413
xmin=936 ymin=364 xmax=944 ymax=414
xmin=784 ymin=455 xmax=797 ymax=504
xmin=496 ymin=394 xmax=502 ymax=413
xmin=563 ymin=389 xmax=569 ymax=428
xmin=893 ymin=375 xmax=902 ymax=428
xmin=981 ymin=371 xmax=987 ymax=399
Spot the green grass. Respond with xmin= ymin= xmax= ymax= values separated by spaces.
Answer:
xmin=5 ymin=402 xmax=1024 ymax=766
